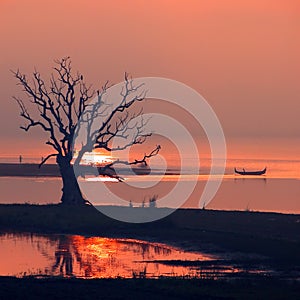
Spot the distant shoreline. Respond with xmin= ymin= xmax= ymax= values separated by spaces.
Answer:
xmin=0 ymin=163 xmax=60 ymax=177
xmin=0 ymin=163 xmax=181 ymax=177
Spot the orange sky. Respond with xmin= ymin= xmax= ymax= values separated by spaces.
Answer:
xmin=0 ymin=0 xmax=299 ymax=159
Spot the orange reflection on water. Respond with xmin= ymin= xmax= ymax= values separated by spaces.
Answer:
xmin=63 ymin=235 xmax=213 ymax=278
xmin=0 ymin=233 xmax=215 ymax=279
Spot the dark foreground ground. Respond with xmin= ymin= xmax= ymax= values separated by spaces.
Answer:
xmin=1 ymin=204 xmax=300 ymax=299
xmin=1 ymin=276 xmax=300 ymax=300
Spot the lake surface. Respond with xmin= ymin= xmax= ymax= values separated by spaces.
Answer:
xmin=0 ymin=178 xmax=299 ymax=214
xmin=0 ymin=158 xmax=299 ymax=213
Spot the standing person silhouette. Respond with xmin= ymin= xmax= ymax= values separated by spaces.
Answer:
xmin=19 ymin=155 xmax=22 ymax=164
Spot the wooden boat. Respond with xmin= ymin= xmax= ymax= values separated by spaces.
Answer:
xmin=234 ymin=167 xmax=266 ymax=175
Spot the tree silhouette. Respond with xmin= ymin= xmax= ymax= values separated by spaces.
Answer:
xmin=13 ymin=57 xmax=160 ymax=205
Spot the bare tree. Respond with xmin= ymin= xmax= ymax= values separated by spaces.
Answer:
xmin=13 ymin=57 xmax=160 ymax=205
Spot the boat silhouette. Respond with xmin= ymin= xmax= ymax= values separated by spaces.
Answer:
xmin=234 ymin=167 xmax=267 ymax=175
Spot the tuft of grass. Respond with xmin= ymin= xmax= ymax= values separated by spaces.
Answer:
xmin=149 ymin=195 xmax=158 ymax=208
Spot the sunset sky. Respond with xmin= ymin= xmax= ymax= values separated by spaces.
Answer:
xmin=0 ymin=0 xmax=299 ymax=159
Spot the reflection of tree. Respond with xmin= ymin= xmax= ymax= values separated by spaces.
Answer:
xmin=48 ymin=235 xmax=174 ymax=278
xmin=115 ymin=239 xmax=172 ymax=261
xmin=52 ymin=236 xmax=73 ymax=276
xmin=50 ymin=235 xmax=109 ymax=277
xmin=50 ymin=235 xmax=95 ymax=277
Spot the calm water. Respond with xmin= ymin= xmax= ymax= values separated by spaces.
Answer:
xmin=0 ymin=158 xmax=299 ymax=213
xmin=0 ymin=232 xmax=278 ymax=279
xmin=0 ymin=232 xmax=220 ymax=279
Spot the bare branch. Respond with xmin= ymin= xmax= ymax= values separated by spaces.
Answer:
xmin=39 ymin=153 xmax=58 ymax=168
xmin=96 ymin=145 xmax=161 ymax=181
xmin=111 ymin=145 xmax=161 ymax=167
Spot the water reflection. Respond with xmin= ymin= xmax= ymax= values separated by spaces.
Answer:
xmin=52 ymin=236 xmax=73 ymax=276
xmin=0 ymin=232 xmax=282 ymax=279
xmin=0 ymin=233 xmax=215 ymax=278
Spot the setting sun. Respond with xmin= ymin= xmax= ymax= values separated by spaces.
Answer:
xmin=78 ymin=152 xmax=113 ymax=165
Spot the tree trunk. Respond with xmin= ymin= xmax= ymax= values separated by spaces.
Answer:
xmin=57 ymin=155 xmax=86 ymax=205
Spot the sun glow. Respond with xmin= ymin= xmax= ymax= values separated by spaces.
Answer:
xmin=74 ymin=151 xmax=113 ymax=165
